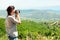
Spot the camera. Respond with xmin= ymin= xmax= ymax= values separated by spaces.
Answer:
xmin=15 ymin=10 xmax=20 ymax=13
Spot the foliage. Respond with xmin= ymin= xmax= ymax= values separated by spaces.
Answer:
xmin=0 ymin=18 xmax=60 ymax=40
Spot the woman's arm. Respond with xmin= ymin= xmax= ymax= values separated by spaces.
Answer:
xmin=15 ymin=13 xmax=21 ymax=24
xmin=15 ymin=10 xmax=21 ymax=24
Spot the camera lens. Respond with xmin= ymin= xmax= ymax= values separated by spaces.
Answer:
xmin=18 ymin=10 xmax=20 ymax=13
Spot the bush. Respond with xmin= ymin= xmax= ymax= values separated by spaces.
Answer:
xmin=0 ymin=18 xmax=60 ymax=40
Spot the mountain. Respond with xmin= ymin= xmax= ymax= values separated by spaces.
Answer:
xmin=0 ymin=10 xmax=60 ymax=21
xmin=20 ymin=10 xmax=60 ymax=21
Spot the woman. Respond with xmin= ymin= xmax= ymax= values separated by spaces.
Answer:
xmin=5 ymin=6 xmax=21 ymax=40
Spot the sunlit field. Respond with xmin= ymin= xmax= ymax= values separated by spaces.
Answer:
xmin=0 ymin=18 xmax=60 ymax=40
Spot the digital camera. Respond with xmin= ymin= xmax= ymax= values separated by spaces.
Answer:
xmin=15 ymin=10 xmax=20 ymax=13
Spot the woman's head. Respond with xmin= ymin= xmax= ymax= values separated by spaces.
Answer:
xmin=7 ymin=6 xmax=15 ymax=16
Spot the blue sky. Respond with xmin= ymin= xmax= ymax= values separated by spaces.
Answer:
xmin=0 ymin=0 xmax=60 ymax=10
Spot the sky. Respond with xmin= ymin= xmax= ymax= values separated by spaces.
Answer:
xmin=0 ymin=0 xmax=60 ymax=10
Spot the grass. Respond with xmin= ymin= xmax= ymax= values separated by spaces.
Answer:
xmin=0 ymin=18 xmax=60 ymax=40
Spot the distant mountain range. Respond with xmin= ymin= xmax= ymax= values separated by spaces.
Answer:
xmin=20 ymin=10 xmax=60 ymax=21
xmin=0 ymin=10 xmax=60 ymax=21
